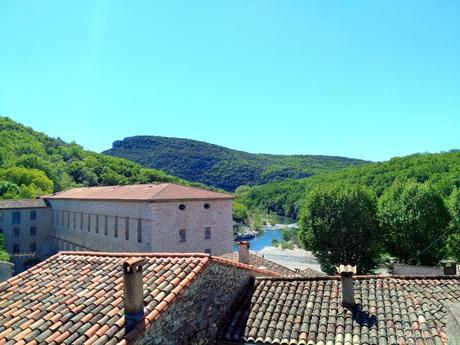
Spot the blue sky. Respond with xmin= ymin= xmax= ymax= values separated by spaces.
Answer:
xmin=1 ymin=1 xmax=459 ymax=161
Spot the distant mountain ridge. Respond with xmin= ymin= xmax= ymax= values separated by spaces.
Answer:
xmin=103 ymin=136 xmax=369 ymax=191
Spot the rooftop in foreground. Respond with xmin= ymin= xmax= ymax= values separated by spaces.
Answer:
xmin=220 ymin=274 xmax=460 ymax=344
xmin=0 ymin=251 xmax=278 ymax=344
xmin=45 ymin=183 xmax=235 ymax=202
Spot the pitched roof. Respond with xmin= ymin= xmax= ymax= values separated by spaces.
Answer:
xmin=0 ymin=198 xmax=48 ymax=210
xmin=45 ymin=183 xmax=234 ymax=202
xmin=221 ymin=253 xmax=323 ymax=278
xmin=0 ymin=251 xmax=278 ymax=345
xmin=220 ymin=275 xmax=460 ymax=344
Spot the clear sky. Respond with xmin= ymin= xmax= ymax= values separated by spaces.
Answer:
xmin=1 ymin=1 xmax=459 ymax=161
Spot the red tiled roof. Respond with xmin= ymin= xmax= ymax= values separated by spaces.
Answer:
xmin=0 ymin=251 xmax=279 ymax=344
xmin=0 ymin=198 xmax=48 ymax=210
xmin=45 ymin=183 xmax=235 ymax=202
xmin=221 ymin=275 xmax=460 ymax=344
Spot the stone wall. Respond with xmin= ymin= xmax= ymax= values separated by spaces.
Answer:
xmin=134 ymin=262 xmax=252 ymax=345
xmin=392 ymin=264 xmax=443 ymax=276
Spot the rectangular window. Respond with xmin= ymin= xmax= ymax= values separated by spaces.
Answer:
xmin=80 ymin=214 xmax=83 ymax=230
xmin=205 ymin=226 xmax=211 ymax=239
xmin=30 ymin=243 xmax=36 ymax=252
xmin=114 ymin=216 xmax=118 ymax=238
xmin=96 ymin=214 xmax=99 ymax=233
xmin=30 ymin=211 xmax=36 ymax=220
xmin=137 ymin=219 xmax=142 ymax=243
xmin=0 ymin=212 xmax=3 ymax=221
xmin=204 ymin=248 xmax=211 ymax=254
xmin=12 ymin=212 xmax=21 ymax=225
xmin=67 ymin=211 xmax=70 ymax=228
xmin=125 ymin=218 xmax=129 ymax=240
xmin=14 ymin=227 xmax=19 ymax=237
xmin=87 ymin=214 xmax=91 ymax=232
xmin=179 ymin=229 xmax=186 ymax=242
xmin=73 ymin=212 xmax=76 ymax=229
xmin=61 ymin=211 xmax=64 ymax=226
xmin=13 ymin=244 xmax=20 ymax=254
xmin=30 ymin=226 xmax=37 ymax=236
xmin=52 ymin=211 xmax=54 ymax=225
xmin=0 ymin=229 xmax=3 ymax=234
xmin=104 ymin=215 xmax=108 ymax=236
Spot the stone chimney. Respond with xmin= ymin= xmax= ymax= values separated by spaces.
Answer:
xmin=237 ymin=241 xmax=250 ymax=264
xmin=441 ymin=260 xmax=457 ymax=276
xmin=123 ymin=257 xmax=145 ymax=332
xmin=336 ymin=264 xmax=357 ymax=308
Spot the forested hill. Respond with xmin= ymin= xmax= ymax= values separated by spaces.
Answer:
xmin=103 ymin=136 xmax=368 ymax=191
xmin=0 ymin=117 xmax=192 ymax=199
xmin=238 ymin=150 xmax=460 ymax=219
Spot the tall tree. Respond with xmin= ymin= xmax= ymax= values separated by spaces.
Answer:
xmin=299 ymin=183 xmax=382 ymax=274
xmin=378 ymin=181 xmax=452 ymax=265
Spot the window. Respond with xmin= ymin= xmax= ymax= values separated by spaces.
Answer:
xmin=96 ymin=215 xmax=99 ymax=233
xmin=0 ymin=212 xmax=3 ymax=221
xmin=114 ymin=216 xmax=118 ymax=238
xmin=137 ymin=219 xmax=142 ymax=243
xmin=204 ymin=203 xmax=210 ymax=209
xmin=204 ymin=248 xmax=211 ymax=254
xmin=30 ymin=211 xmax=36 ymax=220
xmin=179 ymin=229 xmax=186 ymax=242
xmin=179 ymin=204 xmax=186 ymax=210
xmin=30 ymin=243 xmax=36 ymax=253
xmin=125 ymin=218 xmax=129 ymax=240
xmin=87 ymin=214 xmax=91 ymax=232
xmin=13 ymin=244 xmax=20 ymax=254
xmin=14 ymin=228 xmax=19 ymax=237
xmin=73 ymin=212 xmax=76 ymax=229
xmin=67 ymin=211 xmax=70 ymax=228
xmin=30 ymin=226 xmax=36 ymax=236
xmin=204 ymin=226 xmax=211 ymax=239
xmin=104 ymin=215 xmax=108 ymax=236
xmin=80 ymin=214 xmax=83 ymax=230
xmin=61 ymin=211 xmax=64 ymax=226
xmin=0 ymin=228 xmax=3 ymax=234
xmin=12 ymin=212 xmax=21 ymax=224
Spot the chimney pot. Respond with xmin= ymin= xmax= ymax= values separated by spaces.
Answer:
xmin=123 ymin=257 xmax=145 ymax=332
xmin=237 ymin=241 xmax=250 ymax=264
xmin=336 ymin=264 xmax=357 ymax=309
xmin=441 ymin=260 xmax=457 ymax=276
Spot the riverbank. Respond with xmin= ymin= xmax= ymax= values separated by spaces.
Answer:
xmin=255 ymin=247 xmax=323 ymax=273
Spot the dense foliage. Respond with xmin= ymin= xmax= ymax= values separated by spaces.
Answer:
xmin=232 ymin=202 xmax=249 ymax=223
xmin=0 ymin=234 xmax=9 ymax=262
xmin=103 ymin=136 xmax=367 ymax=191
xmin=299 ymin=184 xmax=382 ymax=274
xmin=238 ymin=151 xmax=460 ymax=219
xmin=0 ymin=117 xmax=192 ymax=199
xmin=378 ymin=182 xmax=452 ymax=265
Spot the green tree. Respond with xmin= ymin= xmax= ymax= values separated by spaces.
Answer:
xmin=378 ymin=181 xmax=452 ymax=265
xmin=0 ymin=234 xmax=9 ymax=262
xmin=445 ymin=188 xmax=460 ymax=260
xmin=232 ymin=202 xmax=249 ymax=223
xmin=299 ymin=183 xmax=382 ymax=274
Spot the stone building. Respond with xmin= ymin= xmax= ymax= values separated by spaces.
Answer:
xmin=0 ymin=183 xmax=234 ymax=273
xmin=0 ymin=198 xmax=52 ymax=272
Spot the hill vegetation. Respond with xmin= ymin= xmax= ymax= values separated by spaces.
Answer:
xmin=0 ymin=117 xmax=191 ymax=200
xmin=237 ymin=150 xmax=460 ymax=219
xmin=103 ymin=136 xmax=367 ymax=191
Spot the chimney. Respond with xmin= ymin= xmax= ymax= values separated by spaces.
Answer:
xmin=237 ymin=241 xmax=250 ymax=264
xmin=123 ymin=257 xmax=145 ymax=332
xmin=441 ymin=260 xmax=457 ymax=276
xmin=336 ymin=264 xmax=357 ymax=308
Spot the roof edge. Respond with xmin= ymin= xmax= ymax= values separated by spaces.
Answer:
xmin=255 ymin=274 xmax=460 ymax=281
xmin=58 ymin=251 xmax=212 ymax=258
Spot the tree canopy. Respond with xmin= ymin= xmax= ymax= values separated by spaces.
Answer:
xmin=299 ymin=184 xmax=382 ymax=274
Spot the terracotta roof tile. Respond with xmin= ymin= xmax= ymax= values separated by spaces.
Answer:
xmin=45 ymin=183 xmax=234 ymax=202
xmin=220 ymin=275 xmax=460 ymax=344
xmin=0 ymin=251 xmax=278 ymax=344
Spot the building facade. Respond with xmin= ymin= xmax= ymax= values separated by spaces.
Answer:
xmin=0 ymin=184 xmax=234 ymax=273
xmin=0 ymin=198 xmax=52 ymax=272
